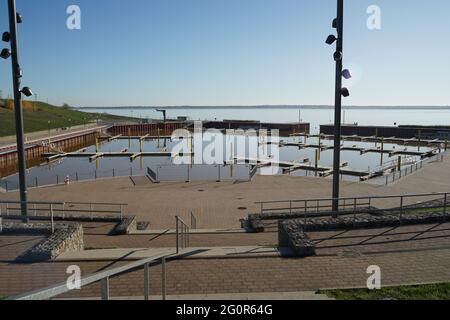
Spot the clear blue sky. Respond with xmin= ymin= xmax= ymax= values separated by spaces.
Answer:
xmin=1 ymin=0 xmax=449 ymax=107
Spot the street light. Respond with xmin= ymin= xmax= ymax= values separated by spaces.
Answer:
xmin=0 ymin=48 xmax=11 ymax=59
xmin=325 ymin=0 xmax=351 ymax=213
xmin=2 ymin=0 xmax=32 ymax=222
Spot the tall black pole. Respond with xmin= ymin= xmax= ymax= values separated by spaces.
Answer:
xmin=332 ymin=0 xmax=344 ymax=212
xmin=8 ymin=0 xmax=28 ymax=222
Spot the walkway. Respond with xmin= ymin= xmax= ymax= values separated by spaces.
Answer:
xmin=1 ymin=154 xmax=449 ymax=229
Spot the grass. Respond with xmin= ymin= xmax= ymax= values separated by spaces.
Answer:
xmin=0 ymin=99 xmax=136 ymax=137
xmin=322 ymin=283 xmax=450 ymax=300
xmin=408 ymin=206 xmax=445 ymax=214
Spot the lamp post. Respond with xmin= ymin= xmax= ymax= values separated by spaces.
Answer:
xmin=326 ymin=0 xmax=350 ymax=213
xmin=2 ymin=0 xmax=33 ymax=222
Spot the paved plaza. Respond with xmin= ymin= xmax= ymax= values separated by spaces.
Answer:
xmin=1 ymin=154 xmax=450 ymax=299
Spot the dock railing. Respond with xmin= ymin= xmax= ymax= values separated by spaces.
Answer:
xmin=0 ymin=200 xmax=128 ymax=233
xmin=8 ymin=253 xmax=173 ymax=300
xmin=190 ymin=212 xmax=197 ymax=229
xmin=175 ymin=216 xmax=190 ymax=254
xmin=255 ymin=192 xmax=449 ymax=223
xmin=382 ymin=152 xmax=445 ymax=185
xmin=0 ymin=167 xmax=147 ymax=192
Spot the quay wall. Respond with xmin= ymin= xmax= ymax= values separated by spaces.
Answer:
xmin=320 ymin=124 xmax=450 ymax=139
xmin=202 ymin=120 xmax=310 ymax=136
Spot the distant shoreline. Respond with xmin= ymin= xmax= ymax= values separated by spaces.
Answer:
xmin=77 ymin=105 xmax=450 ymax=110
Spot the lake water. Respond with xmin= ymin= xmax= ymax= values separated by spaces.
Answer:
xmin=82 ymin=107 xmax=450 ymax=134
xmin=1 ymin=107 xmax=447 ymax=190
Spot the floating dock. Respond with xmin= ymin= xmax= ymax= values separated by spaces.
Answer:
xmin=227 ymin=157 xmax=379 ymax=180
xmin=42 ymin=151 xmax=193 ymax=163
xmin=319 ymin=124 xmax=450 ymax=141
xmin=264 ymin=140 xmax=439 ymax=159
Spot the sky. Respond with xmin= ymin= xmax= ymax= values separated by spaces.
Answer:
xmin=0 ymin=0 xmax=449 ymax=107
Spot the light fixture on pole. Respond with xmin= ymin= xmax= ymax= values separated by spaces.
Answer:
xmin=325 ymin=0 xmax=351 ymax=213
xmin=3 ymin=0 xmax=32 ymax=222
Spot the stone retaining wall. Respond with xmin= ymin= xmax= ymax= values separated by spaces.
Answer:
xmin=15 ymin=224 xmax=84 ymax=262
xmin=278 ymin=212 xmax=448 ymax=257
xmin=278 ymin=220 xmax=315 ymax=257
xmin=113 ymin=216 xmax=137 ymax=235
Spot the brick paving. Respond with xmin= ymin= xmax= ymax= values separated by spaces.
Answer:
xmin=1 ymin=155 xmax=450 ymax=298
xmin=2 ymin=153 xmax=450 ymax=229
xmin=2 ymin=247 xmax=450 ymax=298
xmin=1 ymin=222 xmax=450 ymax=298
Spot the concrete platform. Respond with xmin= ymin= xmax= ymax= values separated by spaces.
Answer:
xmin=56 ymin=246 xmax=290 ymax=261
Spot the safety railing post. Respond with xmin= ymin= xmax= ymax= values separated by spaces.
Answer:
xmin=175 ymin=216 xmax=179 ymax=253
xmin=304 ymin=200 xmax=307 ymax=225
xmin=144 ymin=263 xmax=149 ymax=300
xmin=101 ymin=277 xmax=110 ymax=300
xmin=50 ymin=204 xmax=54 ymax=234
xmin=161 ymin=257 xmax=166 ymax=300
xmin=399 ymin=196 xmax=404 ymax=225
xmin=444 ymin=193 xmax=448 ymax=221
xmin=289 ymin=201 xmax=292 ymax=215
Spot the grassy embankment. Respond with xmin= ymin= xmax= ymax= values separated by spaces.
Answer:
xmin=0 ymin=99 xmax=136 ymax=137
xmin=322 ymin=283 xmax=450 ymax=300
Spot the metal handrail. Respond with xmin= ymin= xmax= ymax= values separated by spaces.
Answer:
xmin=175 ymin=216 xmax=190 ymax=253
xmin=190 ymin=212 xmax=197 ymax=229
xmin=0 ymin=200 xmax=64 ymax=205
xmin=256 ymin=191 xmax=449 ymax=205
xmin=379 ymin=152 xmax=444 ymax=185
xmin=0 ymin=200 xmax=128 ymax=233
xmin=256 ymin=192 xmax=450 ymax=216
xmin=8 ymin=252 xmax=175 ymax=300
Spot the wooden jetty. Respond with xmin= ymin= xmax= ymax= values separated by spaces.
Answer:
xmin=266 ymin=140 xmax=439 ymax=159
xmin=227 ymin=157 xmax=374 ymax=180
xmin=98 ymin=134 xmax=192 ymax=141
xmin=290 ymin=132 xmax=447 ymax=148
xmin=42 ymin=151 xmax=193 ymax=163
